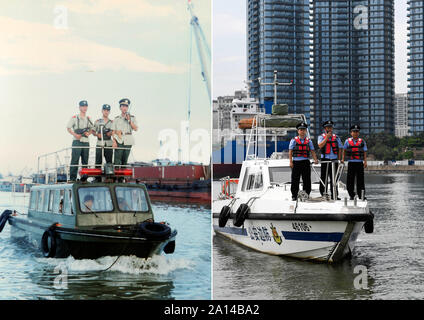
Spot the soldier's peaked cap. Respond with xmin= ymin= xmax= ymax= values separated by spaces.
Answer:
xmin=119 ymin=98 xmax=130 ymax=106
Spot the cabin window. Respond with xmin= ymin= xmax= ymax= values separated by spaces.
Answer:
xmin=63 ymin=189 xmax=72 ymax=215
xmin=269 ymin=167 xmax=291 ymax=184
xmin=115 ymin=187 xmax=149 ymax=212
xmin=29 ymin=191 xmax=38 ymax=210
xmin=242 ymin=169 xmax=263 ymax=191
xmin=269 ymin=167 xmax=320 ymax=184
xmin=48 ymin=190 xmax=55 ymax=212
xmin=78 ymin=187 xmax=113 ymax=213
xmin=37 ymin=190 xmax=45 ymax=211
xmin=50 ymin=190 xmax=62 ymax=214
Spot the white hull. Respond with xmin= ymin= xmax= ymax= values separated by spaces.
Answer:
xmin=213 ymin=217 xmax=364 ymax=263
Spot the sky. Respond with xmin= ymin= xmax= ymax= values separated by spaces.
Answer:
xmin=0 ymin=0 xmax=211 ymax=176
xmin=213 ymin=0 xmax=409 ymax=98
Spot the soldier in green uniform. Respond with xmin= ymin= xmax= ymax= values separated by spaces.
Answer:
xmin=112 ymin=98 xmax=138 ymax=168
xmin=67 ymin=100 xmax=94 ymax=181
xmin=93 ymin=104 xmax=114 ymax=168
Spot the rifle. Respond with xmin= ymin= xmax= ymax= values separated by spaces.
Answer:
xmin=101 ymin=127 xmax=112 ymax=140
xmin=74 ymin=128 xmax=90 ymax=136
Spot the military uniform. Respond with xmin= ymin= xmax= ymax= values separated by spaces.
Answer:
xmin=94 ymin=104 xmax=114 ymax=167
xmin=67 ymin=100 xmax=94 ymax=181
xmin=112 ymin=98 xmax=137 ymax=168
xmin=318 ymin=120 xmax=343 ymax=199
xmin=343 ymin=125 xmax=368 ymax=200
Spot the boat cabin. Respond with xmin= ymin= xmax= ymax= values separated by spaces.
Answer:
xmin=28 ymin=182 xmax=154 ymax=229
xmin=236 ymin=159 xmax=321 ymax=196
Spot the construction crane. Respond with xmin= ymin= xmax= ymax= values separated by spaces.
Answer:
xmin=187 ymin=0 xmax=211 ymax=105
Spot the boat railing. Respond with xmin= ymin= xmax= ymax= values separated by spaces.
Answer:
xmin=310 ymin=160 xmax=345 ymax=201
xmin=245 ymin=113 xmax=308 ymax=161
xmin=218 ymin=176 xmax=239 ymax=199
xmin=36 ymin=146 xmax=136 ymax=184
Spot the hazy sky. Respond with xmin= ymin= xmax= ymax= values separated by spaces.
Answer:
xmin=213 ymin=0 xmax=409 ymax=98
xmin=0 ymin=0 xmax=211 ymax=175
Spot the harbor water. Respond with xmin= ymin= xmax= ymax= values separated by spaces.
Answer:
xmin=213 ymin=173 xmax=424 ymax=299
xmin=0 ymin=192 xmax=211 ymax=300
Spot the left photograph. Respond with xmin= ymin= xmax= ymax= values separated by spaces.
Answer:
xmin=0 ymin=0 xmax=211 ymax=300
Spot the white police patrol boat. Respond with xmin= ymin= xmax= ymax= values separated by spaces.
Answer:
xmin=213 ymin=113 xmax=373 ymax=263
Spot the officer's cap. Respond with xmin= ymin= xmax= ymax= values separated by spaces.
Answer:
xmin=102 ymin=104 xmax=111 ymax=111
xmin=119 ymin=98 xmax=130 ymax=106
xmin=296 ymin=122 xmax=308 ymax=129
xmin=350 ymin=124 xmax=360 ymax=131
xmin=322 ymin=120 xmax=334 ymax=128
xmin=79 ymin=100 xmax=88 ymax=107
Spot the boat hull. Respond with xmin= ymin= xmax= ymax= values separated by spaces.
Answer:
xmin=213 ymin=214 xmax=366 ymax=263
xmin=8 ymin=216 xmax=176 ymax=259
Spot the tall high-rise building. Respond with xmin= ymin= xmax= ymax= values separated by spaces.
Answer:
xmin=395 ymin=93 xmax=409 ymax=138
xmin=311 ymin=0 xmax=395 ymax=137
xmin=407 ymin=0 xmax=424 ymax=135
xmin=247 ymin=0 xmax=312 ymax=122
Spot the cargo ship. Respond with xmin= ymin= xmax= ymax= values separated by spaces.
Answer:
xmin=131 ymin=160 xmax=211 ymax=205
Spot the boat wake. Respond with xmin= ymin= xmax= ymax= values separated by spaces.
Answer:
xmin=39 ymin=255 xmax=194 ymax=275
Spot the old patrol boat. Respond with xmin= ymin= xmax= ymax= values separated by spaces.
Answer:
xmin=0 ymin=148 xmax=177 ymax=259
xmin=213 ymin=112 xmax=374 ymax=263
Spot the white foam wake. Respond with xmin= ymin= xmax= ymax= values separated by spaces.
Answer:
xmin=40 ymin=255 xmax=194 ymax=275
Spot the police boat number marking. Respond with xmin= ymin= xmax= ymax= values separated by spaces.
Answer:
xmin=292 ymin=222 xmax=312 ymax=232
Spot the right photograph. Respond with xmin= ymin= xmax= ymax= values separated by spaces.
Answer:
xmin=212 ymin=0 xmax=424 ymax=300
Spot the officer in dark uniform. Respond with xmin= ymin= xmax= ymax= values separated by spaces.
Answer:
xmin=317 ymin=120 xmax=343 ymax=199
xmin=342 ymin=125 xmax=368 ymax=200
xmin=112 ymin=98 xmax=138 ymax=168
xmin=67 ymin=100 xmax=94 ymax=181
xmin=289 ymin=122 xmax=318 ymax=201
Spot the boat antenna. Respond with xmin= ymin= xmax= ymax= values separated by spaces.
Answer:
xmin=258 ymin=70 xmax=293 ymax=105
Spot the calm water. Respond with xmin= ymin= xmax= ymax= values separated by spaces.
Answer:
xmin=213 ymin=173 xmax=424 ymax=300
xmin=0 ymin=192 xmax=211 ymax=300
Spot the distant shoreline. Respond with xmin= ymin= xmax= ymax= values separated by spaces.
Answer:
xmin=365 ymin=165 xmax=424 ymax=173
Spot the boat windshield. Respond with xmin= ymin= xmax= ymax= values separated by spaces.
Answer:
xmin=115 ymin=186 xmax=149 ymax=212
xmin=78 ymin=187 xmax=114 ymax=213
xmin=269 ymin=166 xmax=320 ymax=184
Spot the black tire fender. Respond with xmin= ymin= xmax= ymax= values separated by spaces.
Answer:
xmin=163 ymin=240 xmax=176 ymax=254
xmin=364 ymin=211 xmax=374 ymax=234
xmin=138 ymin=222 xmax=171 ymax=240
xmin=218 ymin=206 xmax=231 ymax=227
xmin=0 ymin=210 xmax=13 ymax=233
xmin=233 ymin=204 xmax=250 ymax=227
xmin=41 ymin=229 xmax=57 ymax=258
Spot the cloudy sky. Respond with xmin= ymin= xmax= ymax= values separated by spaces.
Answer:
xmin=0 ymin=0 xmax=210 ymax=175
xmin=213 ymin=0 xmax=409 ymax=98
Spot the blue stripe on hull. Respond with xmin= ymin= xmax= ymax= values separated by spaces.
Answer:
xmin=214 ymin=226 xmax=248 ymax=236
xmin=282 ymin=231 xmax=343 ymax=242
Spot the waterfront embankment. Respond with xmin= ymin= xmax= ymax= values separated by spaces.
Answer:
xmin=366 ymin=165 xmax=424 ymax=173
